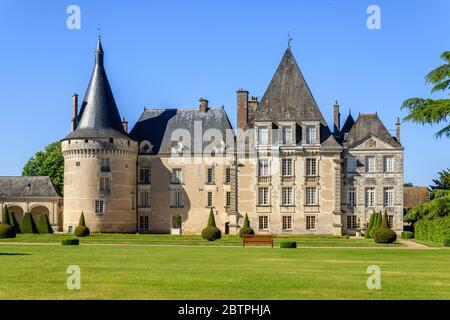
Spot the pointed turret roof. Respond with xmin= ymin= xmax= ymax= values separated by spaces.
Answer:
xmin=341 ymin=113 xmax=355 ymax=135
xmin=254 ymin=48 xmax=327 ymax=125
xmin=63 ymin=37 xmax=132 ymax=140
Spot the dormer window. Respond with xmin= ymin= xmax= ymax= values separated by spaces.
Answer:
xmin=281 ymin=126 xmax=293 ymax=145
xmin=258 ymin=127 xmax=268 ymax=145
xmin=100 ymin=158 xmax=110 ymax=172
xmin=305 ymin=125 xmax=317 ymax=144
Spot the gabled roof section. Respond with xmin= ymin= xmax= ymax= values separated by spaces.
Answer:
xmin=130 ymin=108 xmax=233 ymax=154
xmin=0 ymin=176 xmax=60 ymax=198
xmin=254 ymin=48 xmax=327 ymax=125
xmin=63 ymin=38 xmax=132 ymax=141
xmin=344 ymin=114 xmax=402 ymax=149
xmin=341 ymin=113 xmax=355 ymax=136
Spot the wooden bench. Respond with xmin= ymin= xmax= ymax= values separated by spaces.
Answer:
xmin=243 ymin=235 xmax=273 ymax=248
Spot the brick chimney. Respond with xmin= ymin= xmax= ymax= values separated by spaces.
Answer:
xmin=237 ymin=89 xmax=249 ymax=131
xmin=199 ymin=98 xmax=209 ymax=113
xmin=71 ymin=93 xmax=78 ymax=131
xmin=396 ymin=117 xmax=401 ymax=143
xmin=122 ymin=116 xmax=128 ymax=133
xmin=333 ymin=100 xmax=340 ymax=135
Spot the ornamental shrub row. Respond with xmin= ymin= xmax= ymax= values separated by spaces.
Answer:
xmin=0 ymin=206 xmax=16 ymax=238
xmin=414 ymin=216 xmax=450 ymax=244
xmin=61 ymin=239 xmax=79 ymax=245
xmin=280 ymin=241 xmax=297 ymax=248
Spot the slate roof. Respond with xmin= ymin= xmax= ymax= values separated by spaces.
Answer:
xmin=130 ymin=108 xmax=234 ymax=154
xmin=63 ymin=38 xmax=132 ymax=141
xmin=0 ymin=176 xmax=60 ymax=198
xmin=343 ymin=114 xmax=402 ymax=148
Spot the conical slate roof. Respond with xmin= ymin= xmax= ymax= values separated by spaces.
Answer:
xmin=63 ymin=38 xmax=132 ymax=141
xmin=254 ymin=48 xmax=327 ymax=125
xmin=341 ymin=113 xmax=355 ymax=135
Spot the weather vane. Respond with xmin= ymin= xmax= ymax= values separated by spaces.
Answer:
xmin=97 ymin=28 xmax=102 ymax=40
xmin=288 ymin=32 xmax=293 ymax=49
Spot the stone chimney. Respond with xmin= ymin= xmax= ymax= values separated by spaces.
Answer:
xmin=333 ymin=100 xmax=340 ymax=134
xmin=199 ymin=98 xmax=209 ymax=113
xmin=122 ymin=116 xmax=128 ymax=133
xmin=71 ymin=93 xmax=78 ymax=131
xmin=396 ymin=117 xmax=401 ymax=143
xmin=237 ymin=89 xmax=249 ymax=131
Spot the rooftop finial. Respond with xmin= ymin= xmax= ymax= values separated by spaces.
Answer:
xmin=97 ymin=28 xmax=102 ymax=40
xmin=287 ymin=32 xmax=292 ymax=49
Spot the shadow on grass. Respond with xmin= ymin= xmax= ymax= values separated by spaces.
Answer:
xmin=0 ymin=253 xmax=30 ymax=256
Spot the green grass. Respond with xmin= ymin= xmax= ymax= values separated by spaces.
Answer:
xmin=0 ymin=244 xmax=448 ymax=300
xmin=0 ymin=233 xmax=402 ymax=247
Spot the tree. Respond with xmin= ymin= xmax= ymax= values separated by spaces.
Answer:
xmin=37 ymin=214 xmax=53 ymax=234
xmin=403 ymin=182 xmax=414 ymax=187
xmin=201 ymin=208 xmax=221 ymax=241
xmin=22 ymin=141 xmax=64 ymax=195
xmin=74 ymin=212 xmax=90 ymax=237
xmin=365 ymin=213 xmax=376 ymax=238
xmin=401 ymin=51 xmax=450 ymax=138
xmin=239 ymin=213 xmax=255 ymax=238
xmin=373 ymin=212 xmax=397 ymax=244
xmin=431 ymin=169 xmax=450 ymax=191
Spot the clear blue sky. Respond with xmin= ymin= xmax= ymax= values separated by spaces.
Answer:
xmin=0 ymin=0 xmax=449 ymax=186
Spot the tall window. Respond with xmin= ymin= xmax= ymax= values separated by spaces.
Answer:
xmin=171 ymin=168 xmax=182 ymax=184
xmin=347 ymin=215 xmax=357 ymax=229
xmin=258 ymin=187 xmax=269 ymax=205
xmin=139 ymin=191 xmax=150 ymax=207
xmin=99 ymin=176 xmax=110 ymax=192
xmin=207 ymin=168 xmax=214 ymax=184
xmin=172 ymin=190 xmax=184 ymax=207
xmin=95 ymin=200 xmax=104 ymax=215
xmin=258 ymin=127 xmax=268 ymax=145
xmin=225 ymin=168 xmax=231 ymax=184
xmin=226 ymin=192 xmax=231 ymax=207
xmin=281 ymin=159 xmax=292 ymax=176
xmin=306 ymin=187 xmax=317 ymax=205
xmin=384 ymin=156 xmax=394 ymax=173
xmin=384 ymin=187 xmax=394 ymax=207
xmin=139 ymin=168 xmax=151 ymax=184
xmin=100 ymin=158 xmax=110 ymax=172
xmin=258 ymin=159 xmax=269 ymax=176
xmin=306 ymin=158 xmax=317 ymax=176
xmin=139 ymin=216 xmax=149 ymax=230
xmin=347 ymin=157 xmax=357 ymax=173
xmin=306 ymin=216 xmax=316 ymax=230
xmin=365 ymin=187 xmax=375 ymax=207
xmin=305 ymin=126 xmax=316 ymax=144
xmin=131 ymin=195 xmax=135 ymax=210
xmin=282 ymin=187 xmax=293 ymax=205
xmin=281 ymin=126 xmax=292 ymax=145
xmin=347 ymin=187 xmax=356 ymax=208
xmin=282 ymin=216 xmax=292 ymax=231
xmin=258 ymin=216 xmax=269 ymax=230
xmin=365 ymin=156 xmax=376 ymax=173
xmin=207 ymin=192 xmax=213 ymax=207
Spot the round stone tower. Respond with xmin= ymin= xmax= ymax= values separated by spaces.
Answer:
xmin=61 ymin=37 xmax=138 ymax=233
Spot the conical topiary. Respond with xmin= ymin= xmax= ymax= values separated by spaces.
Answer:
xmin=369 ymin=211 xmax=382 ymax=238
xmin=8 ymin=212 xmax=21 ymax=234
xmin=2 ymin=206 xmax=11 ymax=225
xmin=365 ymin=212 xmax=375 ymax=238
xmin=239 ymin=213 xmax=255 ymax=238
xmin=20 ymin=212 xmax=38 ymax=234
xmin=74 ymin=212 xmax=90 ymax=237
xmin=201 ymin=208 xmax=221 ymax=241
xmin=373 ymin=212 xmax=397 ymax=243
xmin=0 ymin=206 xmax=16 ymax=238
xmin=37 ymin=214 xmax=54 ymax=234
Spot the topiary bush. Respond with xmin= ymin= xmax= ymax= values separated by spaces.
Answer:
xmin=37 ymin=214 xmax=54 ymax=234
xmin=401 ymin=231 xmax=414 ymax=239
xmin=369 ymin=211 xmax=383 ymax=238
xmin=0 ymin=224 xmax=16 ymax=239
xmin=20 ymin=212 xmax=38 ymax=234
xmin=8 ymin=211 xmax=21 ymax=234
xmin=239 ymin=213 xmax=255 ymax=238
xmin=280 ymin=241 xmax=297 ymax=248
xmin=365 ymin=213 xmax=375 ymax=238
xmin=2 ymin=206 xmax=11 ymax=225
xmin=201 ymin=208 xmax=221 ymax=241
xmin=74 ymin=212 xmax=90 ymax=237
xmin=443 ymin=238 xmax=450 ymax=247
xmin=373 ymin=212 xmax=397 ymax=243
xmin=61 ymin=239 xmax=79 ymax=245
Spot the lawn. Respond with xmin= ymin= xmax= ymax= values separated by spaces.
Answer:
xmin=0 ymin=240 xmax=449 ymax=299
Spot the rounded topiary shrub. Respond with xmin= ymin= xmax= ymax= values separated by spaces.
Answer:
xmin=373 ymin=227 xmax=397 ymax=243
xmin=401 ymin=231 xmax=414 ymax=239
xmin=0 ymin=224 xmax=16 ymax=239
xmin=239 ymin=213 xmax=255 ymax=238
xmin=61 ymin=239 xmax=79 ymax=246
xmin=201 ymin=226 xmax=221 ymax=241
xmin=443 ymin=238 xmax=450 ymax=247
xmin=280 ymin=241 xmax=297 ymax=248
xmin=74 ymin=212 xmax=90 ymax=237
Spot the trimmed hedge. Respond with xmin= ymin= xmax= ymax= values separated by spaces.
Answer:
xmin=37 ymin=214 xmax=54 ymax=234
xmin=75 ymin=212 xmax=90 ymax=237
xmin=0 ymin=224 xmax=16 ymax=238
xmin=414 ymin=216 xmax=450 ymax=244
xmin=443 ymin=238 xmax=450 ymax=247
xmin=401 ymin=231 xmax=414 ymax=239
xmin=20 ymin=212 xmax=38 ymax=234
xmin=61 ymin=239 xmax=79 ymax=246
xmin=239 ymin=213 xmax=255 ymax=238
xmin=201 ymin=208 xmax=221 ymax=241
xmin=280 ymin=241 xmax=297 ymax=248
